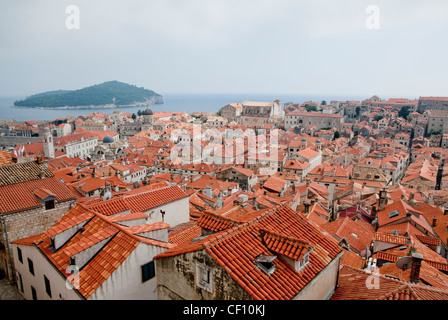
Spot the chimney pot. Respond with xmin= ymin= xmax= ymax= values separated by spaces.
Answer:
xmin=409 ymin=252 xmax=424 ymax=284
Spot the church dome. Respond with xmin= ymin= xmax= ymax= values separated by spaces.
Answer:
xmin=142 ymin=108 xmax=153 ymax=116
xmin=102 ymin=135 xmax=114 ymax=144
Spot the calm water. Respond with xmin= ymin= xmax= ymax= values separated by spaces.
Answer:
xmin=0 ymin=93 xmax=368 ymax=122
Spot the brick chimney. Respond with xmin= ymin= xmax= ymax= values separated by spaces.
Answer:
xmin=409 ymin=252 xmax=424 ymax=284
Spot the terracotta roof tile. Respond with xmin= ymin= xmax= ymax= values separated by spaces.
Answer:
xmin=0 ymin=161 xmax=53 ymax=186
xmin=0 ymin=176 xmax=77 ymax=214
xmin=156 ymin=205 xmax=343 ymax=300
xmin=21 ymin=203 xmax=173 ymax=299
xmin=124 ymin=185 xmax=188 ymax=213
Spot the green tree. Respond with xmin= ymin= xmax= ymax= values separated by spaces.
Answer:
xmin=398 ymin=106 xmax=411 ymax=120
xmin=355 ymin=106 xmax=361 ymax=117
xmin=334 ymin=131 xmax=340 ymax=140
xmin=306 ymin=105 xmax=318 ymax=112
xmin=131 ymin=113 xmax=137 ymax=121
xmin=321 ymin=100 xmax=327 ymax=105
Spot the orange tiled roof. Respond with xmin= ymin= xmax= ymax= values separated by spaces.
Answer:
xmin=0 ymin=161 xmax=53 ymax=186
xmin=124 ymin=185 xmax=188 ymax=213
xmin=321 ymin=217 xmax=375 ymax=254
xmin=88 ymin=197 xmax=130 ymax=216
xmin=156 ymin=205 xmax=343 ymax=300
xmin=260 ymin=229 xmax=311 ymax=261
xmin=373 ymin=232 xmax=409 ymax=245
xmin=330 ymin=265 xmax=448 ymax=300
xmin=197 ymin=210 xmax=238 ymax=232
xmin=16 ymin=203 xmax=175 ymax=298
xmin=262 ymin=176 xmax=286 ymax=193
xmin=168 ymin=222 xmax=202 ymax=246
xmin=0 ymin=149 xmax=13 ymax=166
xmin=0 ymin=176 xmax=77 ymax=214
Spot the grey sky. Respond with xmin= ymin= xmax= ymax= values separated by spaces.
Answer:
xmin=1 ymin=0 xmax=447 ymax=98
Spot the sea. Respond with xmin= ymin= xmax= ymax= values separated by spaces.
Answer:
xmin=0 ymin=93 xmax=369 ymax=122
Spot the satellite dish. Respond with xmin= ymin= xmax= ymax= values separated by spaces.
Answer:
xmin=103 ymin=191 xmax=112 ymax=201
xmin=396 ymin=256 xmax=413 ymax=271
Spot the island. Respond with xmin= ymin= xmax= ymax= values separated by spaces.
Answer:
xmin=13 ymin=80 xmax=163 ymax=109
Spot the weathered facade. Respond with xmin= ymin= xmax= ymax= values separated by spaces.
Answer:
xmin=155 ymin=205 xmax=343 ymax=300
xmin=239 ymin=101 xmax=283 ymax=125
xmin=0 ymin=161 xmax=77 ymax=282
xmin=284 ymin=111 xmax=343 ymax=130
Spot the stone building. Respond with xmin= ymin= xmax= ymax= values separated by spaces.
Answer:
xmin=417 ymin=97 xmax=448 ymax=113
xmin=239 ymin=100 xmax=283 ymax=125
xmin=284 ymin=111 xmax=343 ymax=130
xmin=0 ymin=160 xmax=77 ymax=282
xmin=351 ymin=161 xmax=390 ymax=186
xmin=215 ymin=166 xmax=257 ymax=191
xmin=11 ymin=203 xmax=174 ymax=300
xmin=117 ymin=107 xmax=154 ymax=139
xmin=220 ymin=103 xmax=242 ymax=123
xmin=53 ymin=131 xmax=98 ymax=159
xmin=154 ymin=205 xmax=343 ymax=300
xmin=427 ymin=109 xmax=448 ymax=135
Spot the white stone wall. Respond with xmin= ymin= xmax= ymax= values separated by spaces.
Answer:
xmin=88 ymin=242 xmax=167 ymax=300
xmin=12 ymin=243 xmax=81 ymax=300
xmin=143 ymin=197 xmax=190 ymax=228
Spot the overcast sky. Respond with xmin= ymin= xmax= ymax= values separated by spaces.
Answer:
xmin=1 ymin=0 xmax=447 ymax=98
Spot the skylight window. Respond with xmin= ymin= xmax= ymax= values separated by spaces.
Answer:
xmin=254 ymin=255 xmax=276 ymax=275
xmin=388 ymin=210 xmax=400 ymax=218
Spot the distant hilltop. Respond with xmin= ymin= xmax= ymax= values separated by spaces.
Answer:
xmin=13 ymin=80 xmax=163 ymax=109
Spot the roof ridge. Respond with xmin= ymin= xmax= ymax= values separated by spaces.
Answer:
xmin=202 ymin=204 xmax=283 ymax=249
xmin=80 ymin=203 xmax=144 ymax=243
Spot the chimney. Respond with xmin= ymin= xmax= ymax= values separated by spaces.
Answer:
xmin=378 ymin=188 xmax=388 ymax=211
xmin=432 ymin=217 xmax=437 ymax=227
xmin=303 ymin=200 xmax=311 ymax=214
xmin=409 ymin=252 xmax=424 ymax=284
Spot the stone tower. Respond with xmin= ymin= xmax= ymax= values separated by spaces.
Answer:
xmin=142 ymin=106 xmax=154 ymax=125
xmin=300 ymin=137 xmax=307 ymax=150
xmin=43 ymin=127 xmax=55 ymax=159
xmin=315 ymin=139 xmax=322 ymax=152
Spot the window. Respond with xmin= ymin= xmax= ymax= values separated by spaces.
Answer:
xmin=254 ymin=255 xmax=276 ymax=275
xmin=31 ymin=286 xmax=37 ymax=300
xmin=196 ymin=264 xmax=213 ymax=292
xmin=18 ymin=273 xmax=23 ymax=293
xmin=141 ymin=261 xmax=155 ymax=283
xmin=389 ymin=210 xmax=400 ymax=219
xmin=45 ymin=199 xmax=55 ymax=210
xmin=17 ymin=247 xmax=23 ymax=263
xmin=199 ymin=266 xmax=210 ymax=285
xmin=44 ymin=275 xmax=52 ymax=298
xmin=28 ymin=258 xmax=34 ymax=276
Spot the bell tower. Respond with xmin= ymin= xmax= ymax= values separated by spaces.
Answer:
xmin=43 ymin=127 xmax=55 ymax=159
